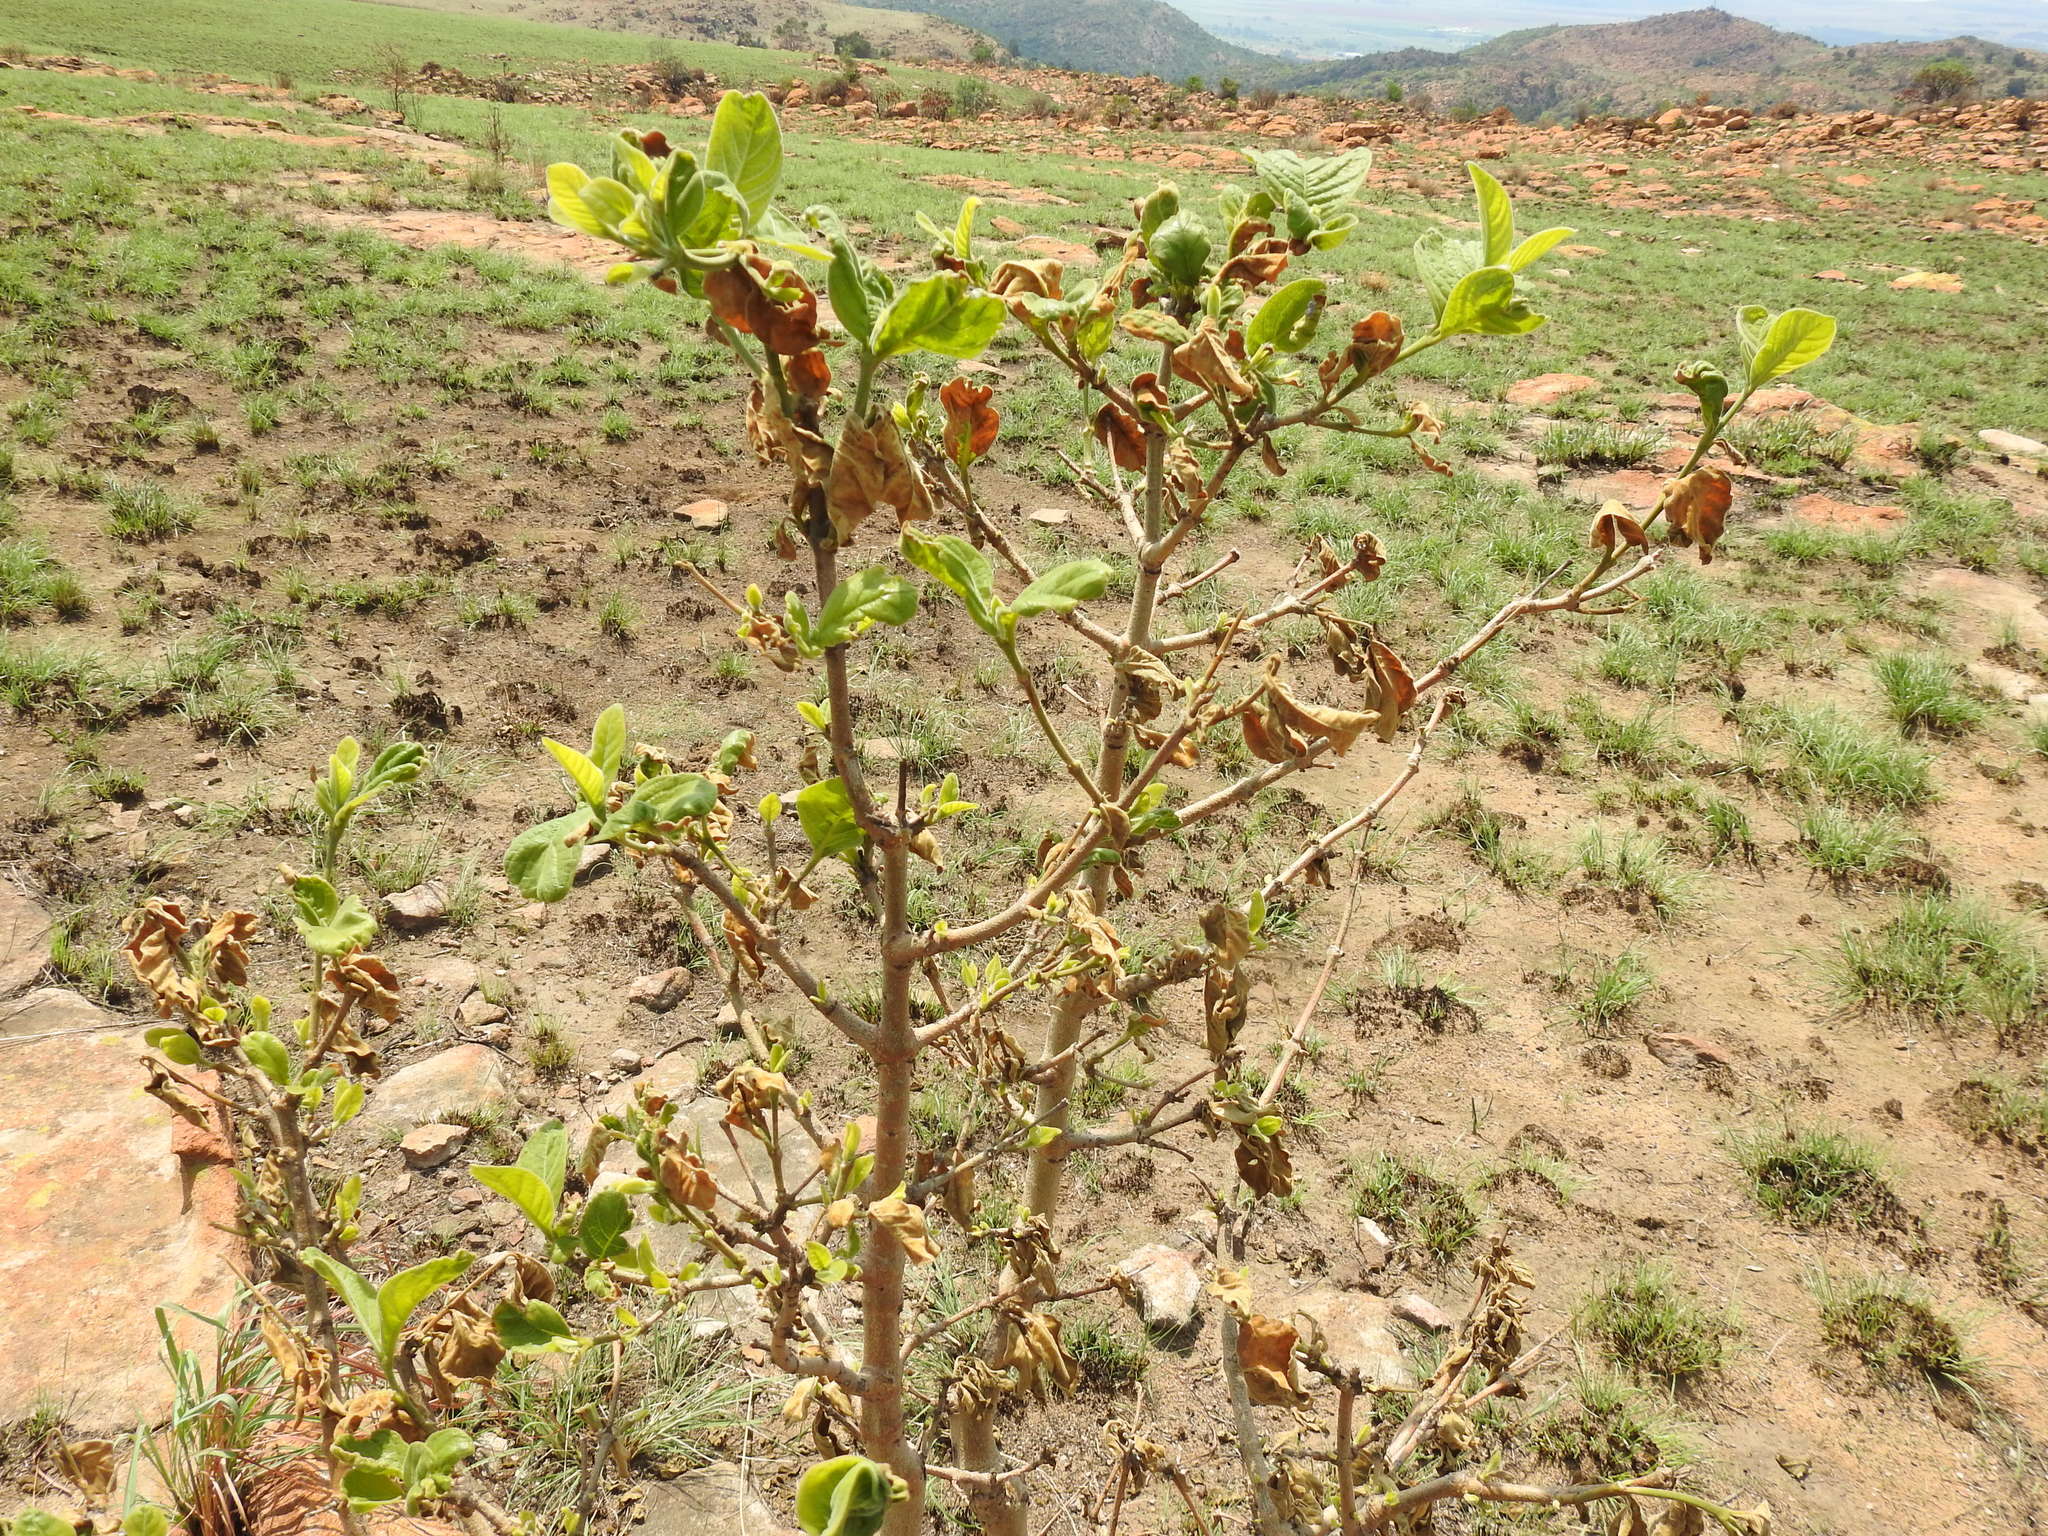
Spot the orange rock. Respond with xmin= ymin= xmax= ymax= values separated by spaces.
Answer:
xmin=1789 ymin=493 xmax=1904 ymax=528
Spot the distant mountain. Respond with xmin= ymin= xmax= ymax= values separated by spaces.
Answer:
xmin=909 ymin=0 xmax=1268 ymax=80
xmin=1288 ymin=8 xmax=2048 ymax=116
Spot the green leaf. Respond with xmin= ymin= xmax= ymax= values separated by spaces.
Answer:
xmin=547 ymin=163 xmax=617 ymax=240
xmin=797 ymin=1455 xmax=898 ymax=1536
xmin=814 ymin=568 xmax=919 ymax=649
xmin=375 ymin=1254 xmax=474 ymax=1361
xmin=1505 ymin=225 xmax=1573 ymax=273
xmin=1412 ymin=229 xmax=1484 ymax=323
xmin=492 ymin=1298 xmax=582 ymax=1353
xmin=1743 ymin=307 xmax=1837 ymax=389
xmin=12 ymin=1513 xmax=80 ymax=1536
xmin=333 ymin=1077 xmax=365 ymax=1127
xmin=872 ymin=274 xmax=1004 ymax=361
xmin=707 ymin=90 xmax=782 ymax=225
xmin=300 ymin=1250 xmax=382 ymax=1357
xmin=899 ymin=527 xmax=1000 ymax=635
xmin=471 ymin=1164 xmax=558 ymax=1236
xmin=417 ymin=1427 xmax=474 ymax=1479
xmin=604 ymin=773 xmax=718 ymax=836
xmin=796 ymin=778 xmax=864 ymax=862
xmin=124 ymin=1506 xmax=173 ymax=1536
xmin=1434 ymin=266 xmax=1545 ymax=338
xmin=1011 ymin=560 xmax=1113 ymax=620
xmin=588 ymin=704 xmax=626 ymax=788
xmin=1148 ymin=211 xmax=1211 ymax=289
xmin=1470 ymin=162 xmax=1514 ymax=267
xmin=289 ymin=874 xmax=377 ymax=956
xmin=240 ymin=1030 xmax=291 ymax=1087
xmin=579 ymin=1188 xmax=633 ymax=1261
xmin=1243 ymin=146 xmax=1373 ymax=222
xmin=543 ymin=738 xmax=609 ymax=812
xmin=518 ymin=1119 xmax=570 ymax=1208
xmin=1734 ymin=303 xmax=1771 ymax=371
xmin=1245 ymin=278 xmax=1326 ymax=355
xmin=505 ymin=808 xmax=597 ymax=902
xmin=145 ymin=1025 xmax=200 ymax=1066
xmin=827 ymin=235 xmax=892 ymax=350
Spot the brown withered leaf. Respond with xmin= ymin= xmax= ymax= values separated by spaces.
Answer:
xmin=1171 ymin=319 xmax=1256 ymax=401
xmin=785 ymin=347 xmax=832 ymax=399
xmin=200 ymin=911 xmax=260 ymax=991
xmin=1240 ymin=690 xmax=1305 ymax=764
xmin=337 ymin=1389 xmax=422 ymax=1444
xmin=1235 ymin=1126 xmax=1294 ymax=1199
xmin=745 ymin=379 xmax=830 ymax=481
xmin=1118 ymin=646 xmax=1182 ymax=723
xmin=999 ymin=1309 xmax=1078 ymax=1401
xmin=1237 ymin=1314 xmax=1305 ymax=1406
xmin=1363 ymin=639 xmax=1417 ymax=744
xmin=658 ymin=1146 xmax=718 ymax=1210
xmin=939 ymin=377 xmax=999 ymax=462
xmin=328 ymin=952 xmax=402 ymax=1023
xmin=869 ymin=1189 xmax=938 ymax=1264
xmin=1217 ymin=237 xmax=1292 ymax=291
xmin=1590 ymin=499 xmax=1650 ymax=554
xmin=1263 ymin=659 xmax=1379 ymax=756
xmin=1209 ymin=1266 xmax=1254 ymax=1318
xmin=721 ymin=1062 xmax=791 ymax=1127
xmin=1664 ymin=467 xmax=1733 ymax=564
xmin=1066 ymin=892 xmax=1126 ymax=990
xmin=1165 ymin=439 xmax=1206 ymax=504
xmin=990 ymin=257 xmax=1063 ymax=320
xmin=704 ymin=254 xmax=824 ymax=356
xmin=1132 ymin=721 xmax=1199 ymax=768
xmin=1092 ymin=401 xmax=1147 ymax=471
xmin=124 ymin=899 xmax=202 ymax=1019
xmin=1322 ymin=311 xmax=1403 ymax=390
xmin=57 ymin=1439 xmax=116 ymax=1500
xmin=509 ymin=1251 xmax=555 ymax=1307
xmin=1200 ymin=902 xmax=1252 ymax=968
xmin=1131 ymin=371 xmax=1169 ymax=411
xmin=261 ymin=1312 xmax=337 ymax=1419
xmin=826 ymin=413 xmax=933 ymax=543
xmin=435 ymin=1309 xmax=505 ymax=1381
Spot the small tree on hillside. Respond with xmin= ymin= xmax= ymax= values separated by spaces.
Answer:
xmin=112 ymin=91 xmax=1834 ymax=1536
xmin=1911 ymin=57 xmax=1978 ymax=103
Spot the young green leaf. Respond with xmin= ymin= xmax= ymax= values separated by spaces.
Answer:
xmin=300 ymin=1250 xmax=383 ymax=1356
xmin=374 ymin=1254 xmax=474 ymax=1361
xmin=493 ymin=1298 xmax=582 ymax=1353
xmin=707 ymin=90 xmax=782 ymax=225
xmin=796 ymin=777 xmax=865 ymax=861
xmin=289 ymin=874 xmax=378 ymax=956
xmin=1245 ymin=278 xmax=1326 ymax=355
xmin=900 ymin=528 xmax=1001 ymax=634
xmin=1011 ymin=560 xmax=1113 ymax=620
xmin=579 ymin=1188 xmax=633 ymax=1261
xmin=1740 ymin=306 xmax=1837 ymax=389
xmin=1470 ymin=162 xmax=1514 ymax=267
xmin=542 ymin=738 xmax=609 ymax=812
xmin=588 ymin=703 xmax=627 ymax=788
xmin=505 ymin=808 xmax=598 ymax=902
xmin=517 ymin=1119 xmax=570 ymax=1207
xmin=239 ymin=1030 xmax=292 ymax=1087
xmin=872 ymin=275 xmax=1005 ymax=361
xmin=471 ymin=1164 xmax=559 ymax=1236
xmin=1148 ymin=212 xmax=1212 ymax=289
xmin=1434 ymin=266 xmax=1545 ymax=338
xmin=827 ymin=235 xmax=893 ymax=351
xmin=814 ymin=568 xmax=919 ymax=649
xmin=603 ymin=773 xmax=718 ymax=836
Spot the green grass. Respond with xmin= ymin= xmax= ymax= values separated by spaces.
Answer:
xmin=1738 ymin=701 xmax=1934 ymax=807
xmin=1952 ymin=1070 xmax=2048 ymax=1154
xmin=1729 ymin=1125 xmax=1906 ymax=1232
xmin=1832 ymin=894 xmax=2044 ymax=1038
xmin=1349 ymin=1153 xmax=1481 ymax=1265
xmin=1795 ymin=805 xmax=1921 ymax=885
xmin=1574 ymin=826 xmax=1699 ymax=917
xmin=1532 ymin=420 xmax=1663 ymax=469
xmin=1871 ymin=650 xmax=1986 ymax=738
xmin=1814 ymin=1274 xmax=1984 ymax=1396
xmin=1569 ymin=949 xmax=1655 ymax=1036
xmin=0 ymin=538 xmax=87 ymax=623
xmin=103 ymin=478 xmax=198 ymax=542
xmin=1579 ymin=1264 xmax=1731 ymax=1385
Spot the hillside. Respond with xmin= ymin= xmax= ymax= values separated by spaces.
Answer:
xmin=899 ymin=0 xmax=1265 ymax=78
xmin=393 ymin=0 xmax=993 ymax=59
xmin=1293 ymin=7 xmax=2048 ymax=117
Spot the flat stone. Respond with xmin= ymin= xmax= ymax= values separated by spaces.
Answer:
xmin=1392 ymin=1292 xmax=1453 ymax=1332
xmin=412 ymin=955 xmax=480 ymax=1001
xmin=1292 ymin=1288 xmax=1415 ymax=1388
xmin=364 ymin=1044 xmax=515 ymax=1131
xmin=1355 ymin=1218 xmax=1393 ymax=1271
xmin=639 ymin=1463 xmax=795 ymax=1536
xmin=1115 ymin=1243 xmax=1201 ymax=1333
xmin=1505 ymin=372 xmax=1598 ymax=407
xmin=1978 ymin=428 xmax=2047 ymax=458
xmin=385 ymin=879 xmax=451 ymax=930
xmin=458 ymin=992 xmax=508 ymax=1029
xmin=399 ymin=1121 xmax=469 ymax=1169
xmin=1890 ymin=270 xmax=1963 ymax=292
xmin=1026 ymin=507 xmax=1072 ymax=526
xmin=625 ymin=967 xmax=693 ymax=1014
xmin=678 ymin=498 xmax=731 ymax=531
xmin=0 ymin=880 xmax=51 ymax=999
xmin=0 ymin=989 xmax=242 ymax=1428
xmin=1917 ymin=569 xmax=2048 ymax=652
xmin=1645 ymin=1033 xmax=1734 ymax=1069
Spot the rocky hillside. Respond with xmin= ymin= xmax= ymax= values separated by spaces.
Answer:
xmin=1292 ymin=7 xmax=2048 ymax=117
xmin=902 ymin=0 xmax=1265 ymax=78
xmin=393 ymin=0 xmax=995 ymax=60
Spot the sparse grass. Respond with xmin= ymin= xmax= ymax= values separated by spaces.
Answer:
xmin=1730 ymin=1125 xmax=1906 ymax=1232
xmin=525 ymin=1015 xmax=574 ymax=1082
xmin=1952 ymin=1070 xmax=2048 ymax=1153
xmin=597 ymin=591 xmax=637 ymax=643
xmin=1872 ymin=650 xmax=1985 ymax=738
xmin=103 ymin=477 xmax=197 ymax=542
xmin=1570 ymin=949 xmax=1655 ymax=1036
xmin=1739 ymin=701 xmax=1934 ymax=807
xmin=1574 ymin=826 xmax=1698 ymax=917
xmin=0 ymin=537 xmax=87 ymax=623
xmin=1533 ymin=421 xmax=1663 ymax=469
xmin=1062 ymin=1313 xmax=1148 ymax=1391
xmin=1814 ymin=1273 xmax=1984 ymax=1395
xmin=1579 ymin=1264 xmax=1731 ymax=1385
xmin=1350 ymin=1153 xmax=1480 ymax=1265
xmin=1796 ymin=806 xmax=1924 ymax=885
xmin=1529 ymin=1373 xmax=1681 ymax=1478
xmin=1428 ymin=784 xmax=1555 ymax=892
xmin=1832 ymin=894 xmax=2044 ymax=1038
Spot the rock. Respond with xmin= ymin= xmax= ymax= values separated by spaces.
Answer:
xmin=0 ymin=988 xmax=242 ymax=1427
xmin=1355 ymin=1218 xmax=1393 ymax=1271
xmin=412 ymin=954 xmax=480 ymax=1001
xmin=1026 ymin=506 xmax=1072 ymax=527
xmin=609 ymin=1048 xmax=646 ymax=1074
xmin=626 ymin=967 xmax=693 ymax=1013
xmin=1645 ymin=1033 xmax=1733 ymax=1069
xmin=0 ymin=880 xmax=51 ymax=999
xmin=1116 ymin=1244 xmax=1201 ymax=1333
xmin=1789 ymin=493 xmax=1904 ymax=529
xmin=1890 ymin=271 xmax=1963 ymax=292
xmin=458 ymin=992 xmax=508 ymax=1029
xmin=1978 ymin=428 xmax=2048 ymax=458
xmin=575 ymin=843 xmax=611 ymax=880
xmin=385 ymin=879 xmax=451 ymax=930
xmin=1505 ymin=372 xmax=1599 ymax=407
xmin=1292 ymin=1288 xmax=1414 ymax=1388
xmin=399 ymin=1122 xmax=469 ymax=1169
xmin=639 ymin=1463 xmax=795 ymax=1536
xmin=1392 ymin=1293 xmax=1453 ymax=1332
xmin=364 ymin=1045 xmax=515 ymax=1131
xmin=1916 ymin=569 xmax=2048 ymax=652
xmin=677 ymin=498 xmax=731 ymax=530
